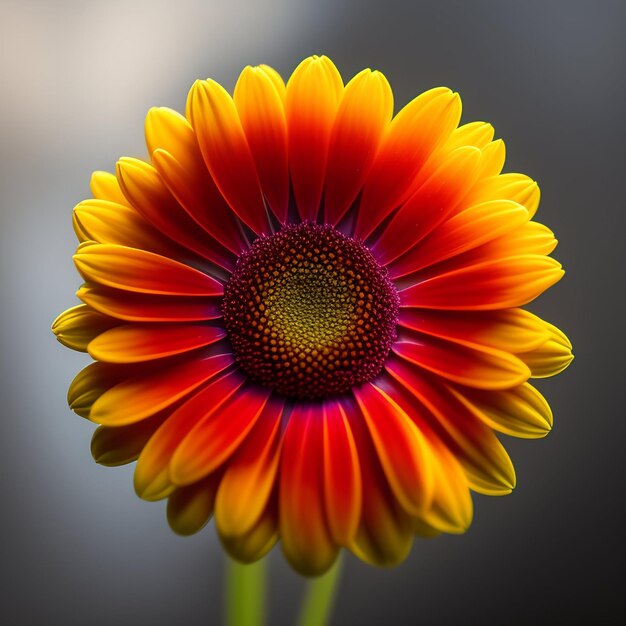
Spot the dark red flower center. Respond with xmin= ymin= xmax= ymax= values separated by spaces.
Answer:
xmin=222 ymin=223 xmax=399 ymax=399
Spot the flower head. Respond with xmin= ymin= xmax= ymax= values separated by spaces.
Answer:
xmin=53 ymin=55 xmax=572 ymax=576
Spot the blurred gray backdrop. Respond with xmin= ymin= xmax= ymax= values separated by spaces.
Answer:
xmin=0 ymin=0 xmax=624 ymax=624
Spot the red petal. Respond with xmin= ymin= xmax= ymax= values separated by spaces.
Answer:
xmin=279 ymin=403 xmax=339 ymax=576
xmin=189 ymin=79 xmax=269 ymax=235
xmin=392 ymin=335 xmax=530 ymax=390
xmin=88 ymin=324 xmax=225 ymax=363
xmin=170 ymin=384 xmax=271 ymax=485
xmin=90 ymin=353 xmax=233 ymax=426
xmin=324 ymin=69 xmax=392 ymax=225
xmin=322 ymin=400 xmax=362 ymax=545
xmin=77 ymin=284 xmax=221 ymax=322
xmin=285 ymin=56 xmax=343 ymax=221
xmin=74 ymin=244 xmax=222 ymax=297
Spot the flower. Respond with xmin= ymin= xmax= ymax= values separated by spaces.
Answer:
xmin=53 ymin=55 xmax=572 ymax=576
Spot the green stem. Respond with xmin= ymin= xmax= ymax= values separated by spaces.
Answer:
xmin=297 ymin=555 xmax=344 ymax=626
xmin=226 ymin=557 xmax=266 ymax=626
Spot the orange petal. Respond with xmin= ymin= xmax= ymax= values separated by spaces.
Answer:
xmin=91 ymin=353 xmax=233 ymax=426
xmin=146 ymin=107 xmax=246 ymax=254
xmin=345 ymin=397 xmax=413 ymax=567
xmin=215 ymin=396 xmax=285 ymax=537
xmin=166 ymin=474 xmax=221 ymax=536
xmin=322 ymin=400 xmax=362 ymax=545
xmin=116 ymin=157 xmax=232 ymax=268
xmin=398 ymin=308 xmax=550 ymax=354
xmin=400 ymin=255 xmax=564 ymax=310
xmin=77 ymin=284 xmax=221 ymax=323
xmin=354 ymin=88 xmax=461 ymax=239
xmin=52 ymin=304 xmax=117 ymax=352
xmin=354 ymin=383 xmax=434 ymax=516
xmin=389 ymin=199 xmax=529 ymax=277
xmin=67 ymin=362 xmax=126 ymax=419
xmin=285 ymin=55 xmax=343 ymax=221
xmin=90 ymin=170 xmax=130 ymax=206
xmin=392 ymin=335 xmax=530 ymax=390
xmin=220 ymin=506 xmax=278 ymax=563
xmin=73 ymin=199 xmax=179 ymax=257
xmin=468 ymin=173 xmax=540 ymax=218
xmin=170 ymin=384 xmax=271 ymax=486
xmin=372 ymin=146 xmax=481 ymax=265
xmin=324 ymin=69 xmax=392 ymax=225
xmin=74 ymin=243 xmax=223 ymax=296
xmin=88 ymin=324 xmax=225 ymax=363
xmin=189 ymin=79 xmax=269 ymax=234
xmin=234 ymin=66 xmax=289 ymax=222
xmin=386 ymin=359 xmax=516 ymax=495
xmin=450 ymin=383 xmax=553 ymax=439
xmin=133 ymin=372 xmax=243 ymax=501
xmin=91 ymin=411 xmax=168 ymax=466
xmin=280 ymin=403 xmax=339 ymax=576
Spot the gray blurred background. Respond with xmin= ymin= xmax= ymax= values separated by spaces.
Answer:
xmin=0 ymin=0 xmax=624 ymax=624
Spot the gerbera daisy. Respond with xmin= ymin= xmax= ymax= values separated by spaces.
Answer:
xmin=53 ymin=55 xmax=572 ymax=576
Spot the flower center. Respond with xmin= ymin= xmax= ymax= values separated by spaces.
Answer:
xmin=222 ymin=223 xmax=399 ymax=400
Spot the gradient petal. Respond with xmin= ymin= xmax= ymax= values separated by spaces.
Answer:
xmin=280 ymin=404 xmax=339 ymax=576
xmin=52 ymin=304 xmax=117 ymax=352
xmin=322 ymin=400 xmax=362 ymax=545
xmin=88 ymin=324 xmax=225 ymax=363
xmin=90 ymin=170 xmax=130 ymax=206
xmin=355 ymin=88 xmax=461 ymax=239
xmin=234 ymin=66 xmax=289 ymax=222
xmin=215 ymin=397 xmax=285 ymax=537
xmin=189 ymin=79 xmax=269 ymax=234
xmin=134 ymin=371 xmax=243 ymax=501
xmin=74 ymin=244 xmax=222 ymax=296
xmin=166 ymin=474 xmax=220 ymax=536
xmin=324 ymin=69 xmax=393 ymax=225
xmin=286 ymin=55 xmax=343 ymax=221
xmin=400 ymin=255 xmax=564 ymax=310
xmin=90 ymin=353 xmax=233 ymax=426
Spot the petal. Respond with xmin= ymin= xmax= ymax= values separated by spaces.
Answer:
xmin=91 ymin=411 xmax=168 ymax=466
xmin=386 ymin=359 xmax=516 ymax=495
xmin=189 ymin=79 xmax=269 ymax=234
xmin=353 ymin=383 xmax=435 ymax=516
xmin=468 ymin=173 xmax=540 ymax=218
xmin=88 ymin=324 xmax=225 ymax=363
xmin=324 ymin=69 xmax=393 ymax=225
xmin=134 ymin=371 xmax=243 ymax=501
xmin=91 ymin=353 xmax=233 ymax=426
xmin=67 ymin=362 xmax=125 ymax=418
xmin=234 ymin=66 xmax=289 ymax=223
xmin=280 ymin=403 xmax=339 ymax=576
xmin=285 ymin=55 xmax=343 ymax=221
xmin=322 ymin=400 xmax=362 ymax=545
xmin=215 ymin=397 xmax=285 ymax=537
xmin=74 ymin=244 xmax=223 ymax=296
xmin=475 ymin=139 xmax=506 ymax=178
xmin=166 ymin=474 xmax=220 ymax=536
xmin=517 ymin=321 xmax=573 ymax=378
xmin=473 ymin=221 xmax=558 ymax=258
xmin=90 ymin=170 xmax=130 ymax=206
xmin=52 ymin=304 xmax=117 ymax=352
xmin=220 ymin=506 xmax=278 ymax=563
xmin=392 ymin=336 xmax=530 ymax=390
xmin=354 ymin=88 xmax=462 ymax=239
xmin=372 ymin=146 xmax=482 ymax=264
xmin=78 ymin=284 xmax=221 ymax=322
xmin=438 ymin=121 xmax=495 ymax=152
xmin=116 ymin=157 xmax=232 ymax=268
xmin=73 ymin=199 xmax=180 ymax=257
xmin=389 ymin=199 xmax=530 ymax=277
xmin=400 ymin=255 xmax=564 ymax=310
xmin=145 ymin=107 xmax=246 ymax=254
xmin=379 ymin=380 xmax=473 ymax=534
xmin=170 ymin=384 xmax=271 ymax=486
xmin=450 ymin=383 xmax=553 ymax=439
xmin=398 ymin=308 xmax=550 ymax=354
xmin=345 ymin=397 xmax=413 ymax=567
